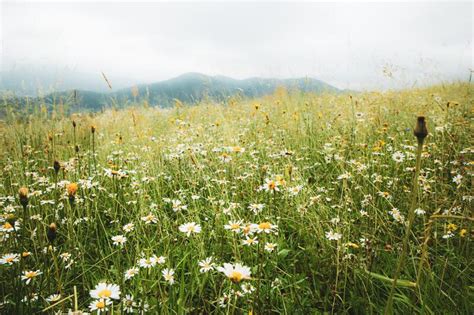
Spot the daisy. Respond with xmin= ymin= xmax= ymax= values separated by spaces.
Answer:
xmin=389 ymin=208 xmax=405 ymax=223
xmin=90 ymin=282 xmax=121 ymax=300
xmin=257 ymin=222 xmax=276 ymax=234
xmin=391 ymin=151 xmax=405 ymax=163
xmin=0 ymin=253 xmax=20 ymax=265
xmin=171 ymin=199 xmax=187 ymax=212
xmin=224 ymin=220 xmax=243 ymax=233
xmin=46 ymin=294 xmax=61 ymax=303
xmin=217 ymin=263 xmax=252 ymax=283
xmin=141 ymin=213 xmax=157 ymax=224
xmin=124 ymin=267 xmax=139 ymax=280
xmin=178 ymin=222 xmax=202 ymax=237
xmin=242 ymin=236 xmax=258 ymax=246
xmin=264 ymin=243 xmax=277 ymax=252
xmin=248 ymin=203 xmax=265 ymax=214
xmin=111 ymin=235 xmax=127 ymax=246
xmin=138 ymin=256 xmax=157 ymax=268
xmin=122 ymin=294 xmax=136 ymax=313
xmin=288 ymin=185 xmax=303 ymax=196
xmin=219 ymin=153 xmax=232 ymax=163
xmin=198 ymin=257 xmax=215 ymax=273
xmin=241 ymin=223 xmax=258 ymax=236
xmin=162 ymin=268 xmax=175 ymax=285
xmin=452 ymin=174 xmax=463 ymax=185
xmin=89 ymin=298 xmax=111 ymax=313
xmin=122 ymin=223 xmax=135 ymax=233
xmin=414 ymin=208 xmax=426 ymax=216
xmin=325 ymin=231 xmax=342 ymax=241
xmin=21 ymin=270 xmax=42 ymax=284
xmin=261 ymin=178 xmax=280 ymax=193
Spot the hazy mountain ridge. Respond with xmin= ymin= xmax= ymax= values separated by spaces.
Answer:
xmin=1 ymin=72 xmax=340 ymax=114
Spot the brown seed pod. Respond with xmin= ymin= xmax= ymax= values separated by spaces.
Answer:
xmin=414 ymin=116 xmax=428 ymax=143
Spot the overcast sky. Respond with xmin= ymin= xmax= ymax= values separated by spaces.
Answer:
xmin=1 ymin=1 xmax=472 ymax=90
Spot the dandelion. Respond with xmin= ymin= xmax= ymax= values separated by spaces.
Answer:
xmin=162 ymin=268 xmax=175 ymax=284
xmin=178 ymin=222 xmax=202 ymax=237
xmin=21 ymin=270 xmax=42 ymax=284
xmin=18 ymin=187 xmax=29 ymax=209
xmin=198 ymin=257 xmax=215 ymax=273
xmin=89 ymin=298 xmax=111 ymax=313
xmin=217 ymin=263 xmax=252 ymax=283
xmin=90 ymin=282 xmax=121 ymax=300
xmin=0 ymin=253 xmax=20 ymax=265
xmin=111 ymin=235 xmax=127 ymax=246
xmin=325 ymin=231 xmax=342 ymax=241
xmin=67 ymin=183 xmax=78 ymax=198
xmin=124 ymin=267 xmax=139 ymax=280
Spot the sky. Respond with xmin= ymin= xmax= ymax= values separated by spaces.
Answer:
xmin=0 ymin=0 xmax=473 ymax=91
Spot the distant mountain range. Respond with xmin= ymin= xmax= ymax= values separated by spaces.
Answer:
xmin=1 ymin=72 xmax=340 ymax=114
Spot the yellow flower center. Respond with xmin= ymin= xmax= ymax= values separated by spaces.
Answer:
xmin=259 ymin=222 xmax=271 ymax=230
xmin=26 ymin=272 xmax=36 ymax=278
xmin=6 ymin=257 xmax=14 ymax=263
xmin=229 ymin=271 xmax=243 ymax=283
xmin=268 ymin=182 xmax=276 ymax=190
xmin=230 ymin=223 xmax=240 ymax=230
xmin=3 ymin=222 xmax=12 ymax=229
xmin=98 ymin=289 xmax=112 ymax=298
xmin=96 ymin=300 xmax=106 ymax=309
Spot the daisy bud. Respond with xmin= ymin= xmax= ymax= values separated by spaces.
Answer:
xmin=72 ymin=120 xmax=77 ymax=128
xmin=19 ymin=187 xmax=29 ymax=209
xmin=53 ymin=160 xmax=61 ymax=174
xmin=414 ymin=116 xmax=428 ymax=144
xmin=47 ymin=223 xmax=57 ymax=243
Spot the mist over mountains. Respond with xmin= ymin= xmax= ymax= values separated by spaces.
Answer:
xmin=1 ymin=71 xmax=340 ymax=113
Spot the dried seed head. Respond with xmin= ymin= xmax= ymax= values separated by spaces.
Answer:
xmin=18 ymin=187 xmax=29 ymax=208
xmin=91 ymin=125 xmax=96 ymax=133
xmin=72 ymin=120 xmax=77 ymax=128
xmin=414 ymin=116 xmax=428 ymax=144
xmin=53 ymin=160 xmax=61 ymax=174
xmin=47 ymin=223 xmax=57 ymax=243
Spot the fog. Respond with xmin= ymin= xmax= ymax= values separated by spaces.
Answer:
xmin=1 ymin=1 xmax=472 ymax=91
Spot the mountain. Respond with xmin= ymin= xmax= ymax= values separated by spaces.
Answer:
xmin=1 ymin=73 xmax=340 ymax=114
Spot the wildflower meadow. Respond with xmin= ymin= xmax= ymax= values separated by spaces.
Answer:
xmin=0 ymin=83 xmax=472 ymax=314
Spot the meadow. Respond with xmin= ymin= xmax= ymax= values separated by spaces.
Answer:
xmin=0 ymin=83 xmax=472 ymax=314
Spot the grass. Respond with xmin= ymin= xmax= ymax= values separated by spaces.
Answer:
xmin=0 ymin=83 xmax=472 ymax=314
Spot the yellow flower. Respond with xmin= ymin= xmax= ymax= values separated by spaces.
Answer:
xmin=459 ymin=229 xmax=467 ymax=238
xmin=67 ymin=183 xmax=78 ymax=197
